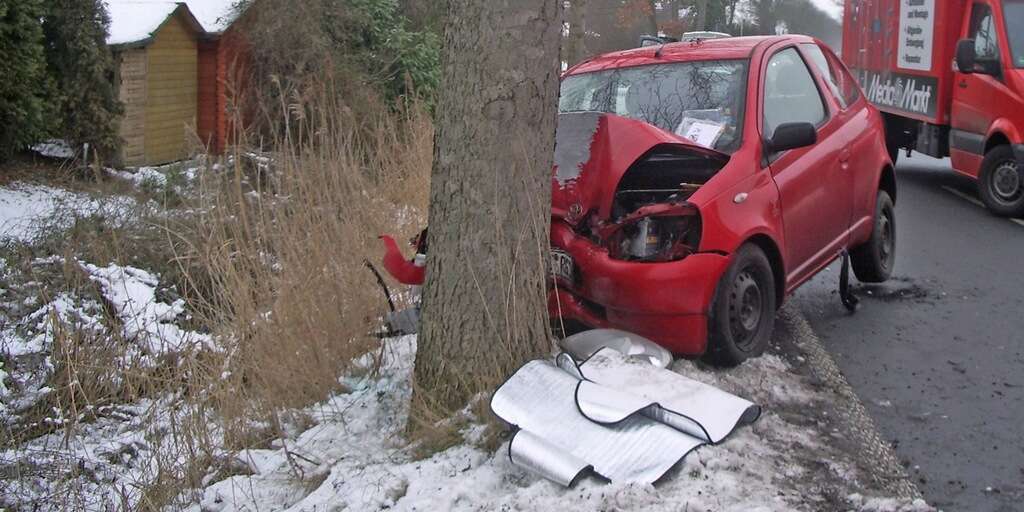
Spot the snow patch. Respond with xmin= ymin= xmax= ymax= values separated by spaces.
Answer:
xmin=30 ymin=139 xmax=75 ymax=159
xmin=0 ymin=183 xmax=136 ymax=244
xmin=82 ymin=262 xmax=215 ymax=358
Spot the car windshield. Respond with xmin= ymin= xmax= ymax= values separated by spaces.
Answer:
xmin=1005 ymin=0 xmax=1024 ymax=68
xmin=559 ymin=60 xmax=749 ymax=153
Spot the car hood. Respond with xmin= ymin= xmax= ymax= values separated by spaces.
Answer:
xmin=552 ymin=112 xmax=728 ymax=225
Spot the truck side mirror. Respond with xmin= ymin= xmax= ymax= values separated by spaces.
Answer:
xmin=956 ymin=39 xmax=978 ymax=74
xmin=765 ymin=122 xmax=817 ymax=154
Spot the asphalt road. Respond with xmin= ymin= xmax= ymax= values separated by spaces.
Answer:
xmin=790 ymin=153 xmax=1024 ymax=512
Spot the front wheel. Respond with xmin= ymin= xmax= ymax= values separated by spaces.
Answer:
xmin=978 ymin=145 xmax=1024 ymax=217
xmin=705 ymin=244 xmax=776 ymax=367
xmin=851 ymin=190 xmax=896 ymax=283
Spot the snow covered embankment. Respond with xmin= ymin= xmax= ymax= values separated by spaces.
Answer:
xmin=193 ymin=335 xmax=933 ymax=512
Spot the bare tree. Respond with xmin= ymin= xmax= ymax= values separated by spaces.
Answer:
xmin=693 ymin=0 xmax=709 ymax=31
xmin=567 ymin=0 xmax=589 ymax=65
xmin=412 ymin=1 xmax=563 ymax=417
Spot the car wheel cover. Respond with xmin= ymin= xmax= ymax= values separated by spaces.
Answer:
xmin=990 ymin=160 xmax=1022 ymax=205
xmin=878 ymin=211 xmax=894 ymax=271
xmin=728 ymin=269 xmax=763 ymax=352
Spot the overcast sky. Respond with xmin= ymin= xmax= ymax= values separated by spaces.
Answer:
xmin=809 ymin=0 xmax=843 ymax=20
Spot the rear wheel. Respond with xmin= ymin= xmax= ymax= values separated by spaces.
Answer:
xmin=705 ymin=244 xmax=776 ymax=367
xmin=851 ymin=190 xmax=896 ymax=283
xmin=978 ymin=145 xmax=1024 ymax=217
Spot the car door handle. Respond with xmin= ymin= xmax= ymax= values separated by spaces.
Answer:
xmin=958 ymin=80 xmax=968 ymax=89
xmin=839 ymin=149 xmax=851 ymax=163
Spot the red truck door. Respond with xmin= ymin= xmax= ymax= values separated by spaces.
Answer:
xmin=761 ymin=46 xmax=852 ymax=285
xmin=950 ymin=1 xmax=1011 ymax=177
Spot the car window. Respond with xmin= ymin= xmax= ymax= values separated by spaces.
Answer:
xmin=559 ymin=60 xmax=749 ymax=153
xmin=1006 ymin=0 xmax=1024 ymax=68
xmin=763 ymin=47 xmax=827 ymax=138
xmin=969 ymin=3 xmax=1000 ymax=61
xmin=801 ymin=43 xmax=860 ymax=109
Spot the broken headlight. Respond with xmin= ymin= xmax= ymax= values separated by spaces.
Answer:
xmin=603 ymin=206 xmax=701 ymax=262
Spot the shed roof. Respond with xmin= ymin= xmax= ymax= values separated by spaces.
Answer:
xmin=105 ymin=0 xmax=238 ymax=46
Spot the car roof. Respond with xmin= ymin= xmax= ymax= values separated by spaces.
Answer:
xmin=567 ymin=35 xmax=817 ymax=76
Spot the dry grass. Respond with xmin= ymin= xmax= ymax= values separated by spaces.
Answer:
xmin=1 ymin=77 xmax=433 ymax=509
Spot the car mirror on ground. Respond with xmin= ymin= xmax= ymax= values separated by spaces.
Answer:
xmin=765 ymin=122 xmax=817 ymax=154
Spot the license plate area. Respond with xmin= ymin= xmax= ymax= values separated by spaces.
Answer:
xmin=550 ymin=249 xmax=575 ymax=285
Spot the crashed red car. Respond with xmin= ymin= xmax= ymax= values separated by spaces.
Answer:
xmin=549 ymin=35 xmax=897 ymax=365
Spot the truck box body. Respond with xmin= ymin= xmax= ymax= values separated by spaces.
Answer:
xmin=842 ymin=0 xmax=967 ymax=125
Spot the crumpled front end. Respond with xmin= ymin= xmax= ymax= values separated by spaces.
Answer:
xmin=549 ymin=113 xmax=731 ymax=355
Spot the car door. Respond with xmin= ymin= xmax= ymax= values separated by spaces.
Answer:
xmin=761 ymin=46 xmax=852 ymax=287
xmin=951 ymin=1 xmax=1013 ymax=175
xmin=800 ymin=42 xmax=878 ymax=233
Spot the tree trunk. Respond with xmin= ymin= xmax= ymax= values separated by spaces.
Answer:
xmin=694 ymin=0 xmax=709 ymax=31
xmin=566 ymin=0 xmax=588 ymax=65
xmin=646 ymin=0 xmax=659 ymax=35
xmin=413 ymin=0 xmax=562 ymax=418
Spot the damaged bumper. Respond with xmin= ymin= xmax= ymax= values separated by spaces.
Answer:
xmin=548 ymin=221 xmax=730 ymax=355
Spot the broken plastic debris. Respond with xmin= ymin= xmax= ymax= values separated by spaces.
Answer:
xmin=560 ymin=329 xmax=673 ymax=368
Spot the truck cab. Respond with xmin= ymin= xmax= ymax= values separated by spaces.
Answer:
xmin=843 ymin=0 xmax=1024 ymax=216
xmin=950 ymin=0 xmax=1024 ymax=215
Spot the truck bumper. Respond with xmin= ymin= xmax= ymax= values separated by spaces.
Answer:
xmin=548 ymin=222 xmax=731 ymax=355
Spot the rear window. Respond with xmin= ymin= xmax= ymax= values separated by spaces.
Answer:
xmin=801 ymin=43 xmax=860 ymax=109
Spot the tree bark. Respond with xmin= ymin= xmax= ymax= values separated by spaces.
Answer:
xmin=413 ymin=0 xmax=562 ymax=417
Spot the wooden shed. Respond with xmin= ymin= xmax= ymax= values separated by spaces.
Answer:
xmin=107 ymin=3 xmax=204 ymax=167
xmin=197 ymin=13 xmax=251 ymax=155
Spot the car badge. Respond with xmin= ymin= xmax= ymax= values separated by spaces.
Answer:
xmin=568 ymin=203 xmax=584 ymax=220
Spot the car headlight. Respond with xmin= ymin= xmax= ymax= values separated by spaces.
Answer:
xmin=602 ymin=204 xmax=702 ymax=262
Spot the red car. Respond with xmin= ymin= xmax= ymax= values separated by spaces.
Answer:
xmin=549 ymin=35 xmax=897 ymax=365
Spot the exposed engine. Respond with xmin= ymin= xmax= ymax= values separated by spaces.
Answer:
xmin=611 ymin=145 xmax=727 ymax=221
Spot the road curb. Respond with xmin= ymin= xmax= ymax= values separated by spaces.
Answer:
xmin=780 ymin=305 xmax=923 ymax=501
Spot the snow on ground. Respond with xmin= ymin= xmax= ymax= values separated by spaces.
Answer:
xmin=30 ymin=140 xmax=75 ymax=159
xmin=0 ymin=183 xmax=135 ymax=244
xmin=83 ymin=262 xmax=216 ymax=358
xmin=1 ymin=395 xmax=216 ymax=510
xmin=0 ymin=258 xmax=212 ymax=423
xmin=188 ymin=337 xmax=932 ymax=512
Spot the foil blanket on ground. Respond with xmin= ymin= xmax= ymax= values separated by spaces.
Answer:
xmin=490 ymin=348 xmax=761 ymax=486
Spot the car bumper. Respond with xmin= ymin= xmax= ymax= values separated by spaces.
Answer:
xmin=548 ymin=222 xmax=731 ymax=355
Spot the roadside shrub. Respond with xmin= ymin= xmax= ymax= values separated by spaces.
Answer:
xmin=0 ymin=0 xmax=52 ymax=158
xmin=235 ymin=0 xmax=440 ymax=140
xmin=42 ymin=0 xmax=122 ymax=159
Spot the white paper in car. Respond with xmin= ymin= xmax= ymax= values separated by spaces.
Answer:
xmin=491 ymin=360 xmax=703 ymax=485
xmin=675 ymin=117 xmax=725 ymax=148
xmin=577 ymin=349 xmax=761 ymax=444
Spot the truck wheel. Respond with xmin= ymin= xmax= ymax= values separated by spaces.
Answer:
xmin=978 ymin=145 xmax=1024 ymax=217
xmin=851 ymin=191 xmax=896 ymax=283
xmin=706 ymin=244 xmax=776 ymax=367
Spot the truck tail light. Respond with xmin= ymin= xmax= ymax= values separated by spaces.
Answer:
xmin=602 ymin=204 xmax=702 ymax=262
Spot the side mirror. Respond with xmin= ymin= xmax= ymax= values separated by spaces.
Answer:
xmin=765 ymin=122 xmax=817 ymax=154
xmin=956 ymin=39 xmax=977 ymax=74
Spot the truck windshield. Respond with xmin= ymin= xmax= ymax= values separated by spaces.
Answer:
xmin=1006 ymin=0 xmax=1024 ymax=68
xmin=559 ymin=60 xmax=748 ymax=153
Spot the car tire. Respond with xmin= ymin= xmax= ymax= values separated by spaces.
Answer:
xmin=851 ymin=191 xmax=896 ymax=283
xmin=978 ymin=145 xmax=1024 ymax=217
xmin=705 ymin=244 xmax=776 ymax=367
